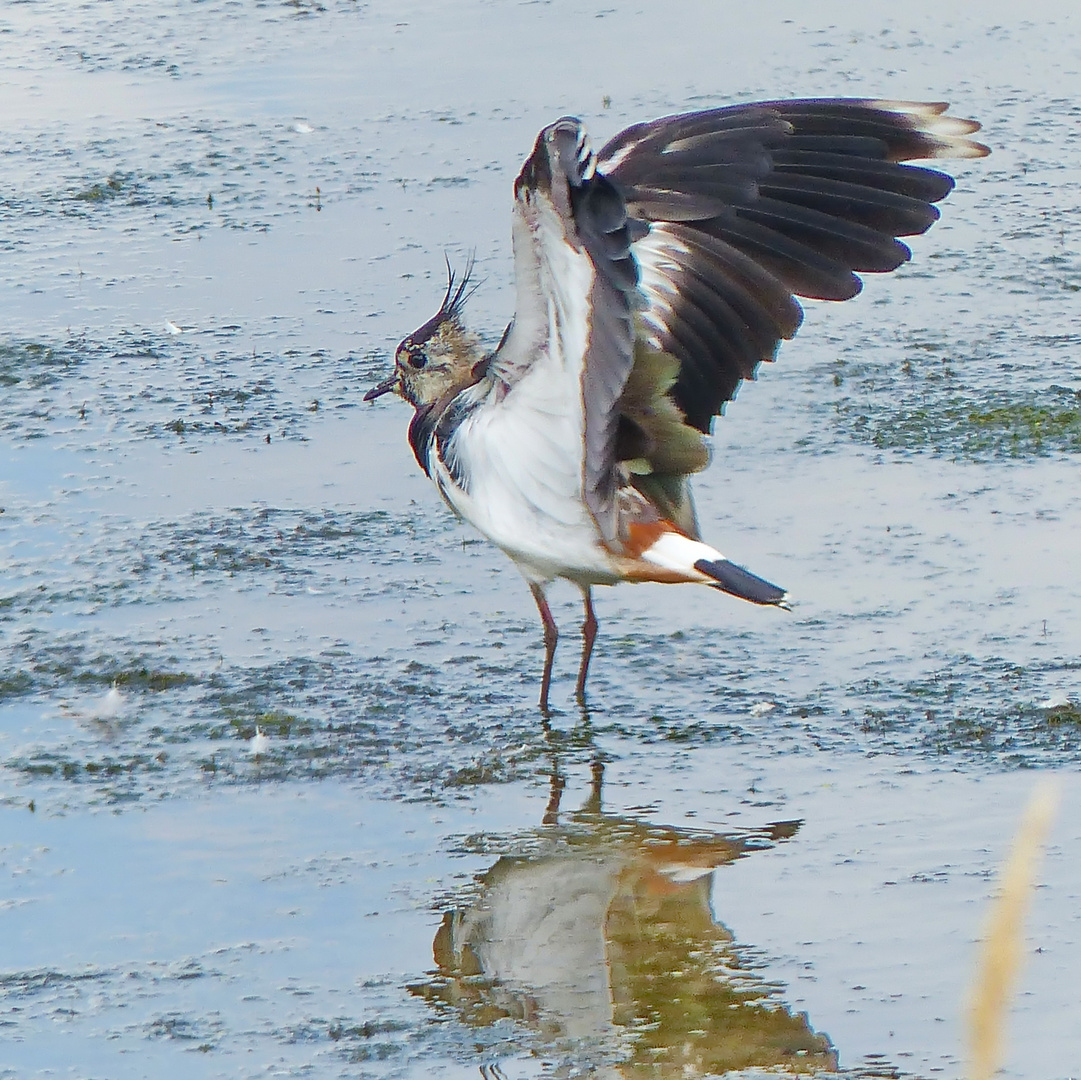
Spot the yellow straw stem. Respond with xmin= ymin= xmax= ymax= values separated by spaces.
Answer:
xmin=967 ymin=779 xmax=1060 ymax=1080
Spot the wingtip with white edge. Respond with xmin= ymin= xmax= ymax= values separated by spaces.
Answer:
xmin=867 ymin=98 xmax=990 ymax=159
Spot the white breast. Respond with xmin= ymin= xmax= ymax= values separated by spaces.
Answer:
xmin=434 ymin=378 xmax=620 ymax=585
xmin=429 ymin=168 xmax=627 ymax=584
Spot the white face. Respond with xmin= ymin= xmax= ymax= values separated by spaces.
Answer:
xmin=393 ymin=318 xmax=482 ymax=408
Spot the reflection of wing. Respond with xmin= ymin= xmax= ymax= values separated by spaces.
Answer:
xmin=489 ymin=118 xmax=643 ymax=543
xmin=442 ymin=854 xmax=626 ymax=1040
xmin=414 ymin=815 xmax=838 ymax=1073
xmin=598 ymin=99 xmax=989 ymax=432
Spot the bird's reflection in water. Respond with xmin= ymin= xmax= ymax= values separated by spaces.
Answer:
xmin=411 ymin=727 xmax=840 ymax=1076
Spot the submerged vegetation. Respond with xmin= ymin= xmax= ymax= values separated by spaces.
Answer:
xmin=842 ymin=386 xmax=1081 ymax=457
xmin=0 ymin=340 xmax=81 ymax=389
xmin=830 ymin=354 xmax=1081 ymax=458
xmin=73 ymin=172 xmax=135 ymax=203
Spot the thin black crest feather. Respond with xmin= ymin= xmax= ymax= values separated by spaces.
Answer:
xmin=440 ymin=251 xmax=480 ymax=320
xmin=407 ymin=252 xmax=480 ymax=347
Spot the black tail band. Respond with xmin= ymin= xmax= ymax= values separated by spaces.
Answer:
xmin=694 ymin=558 xmax=790 ymax=608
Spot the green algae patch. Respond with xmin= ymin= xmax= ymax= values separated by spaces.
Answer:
xmin=1042 ymin=702 xmax=1081 ymax=726
xmin=73 ymin=173 xmax=130 ymax=202
xmin=968 ymin=400 xmax=1081 ymax=446
xmin=0 ymin=672 xmax=35 ymax=699
xmin=112 ymin=669 xmax=198 ymax=691
xmin=822 ymin=345 xmax=1081 ymax=459
xmin=227 ymin=710 xmax=307 ymax=739
xmin=0 ymin=341 xmax=81 ymax=389
xmin=68 ymin=667 xmax=198 ymax=693
xmin=838 ymin=385 xmax=1081 ymax=458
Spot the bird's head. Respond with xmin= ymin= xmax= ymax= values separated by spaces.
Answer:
xmin=364 ymin=258 xmax=485 ymax=409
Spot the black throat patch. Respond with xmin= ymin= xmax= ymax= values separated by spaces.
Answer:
xmin=407 ymin=403 xmax=439 ymax=476
xmin=406 ymin=392 xmax=480 ymax=490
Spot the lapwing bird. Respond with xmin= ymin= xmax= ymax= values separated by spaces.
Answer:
xmin=365 ymin=99 xmax=988 ymax=711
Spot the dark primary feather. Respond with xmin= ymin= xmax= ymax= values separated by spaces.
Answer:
xmin=597 ymin=98 xmax=988 ymax=433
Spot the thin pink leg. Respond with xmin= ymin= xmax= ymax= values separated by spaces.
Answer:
xmin=574 ymin=585 xmax=598 ymax=705
xmin=529 ymin=582 xmax=558 ymax=713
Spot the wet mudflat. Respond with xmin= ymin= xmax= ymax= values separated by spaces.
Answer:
xmin=2 ymin=1 xmax=1081 ymax=1077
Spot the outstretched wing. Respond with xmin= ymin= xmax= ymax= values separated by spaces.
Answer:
xmin=597 ymin=98 xmax=989 ymax=431
xmin=490 ymin=117 xmax=643 ymax=544
xmin=489 ymin=100 xmax=986 ymax=545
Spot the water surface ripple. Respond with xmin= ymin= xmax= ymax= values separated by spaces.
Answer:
xmin=1 ymin=2 xmax=1080 ymax=1078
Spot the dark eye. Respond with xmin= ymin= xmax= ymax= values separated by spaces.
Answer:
xmin=407 ymin=351 xmax=428 ymax=370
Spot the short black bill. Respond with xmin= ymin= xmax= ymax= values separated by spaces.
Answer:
xmin=363 ymin=373 xmax=400 ymax=401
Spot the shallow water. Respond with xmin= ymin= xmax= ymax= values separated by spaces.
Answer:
xmin=2 ymin=1 xmax=1081 ymax=1077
